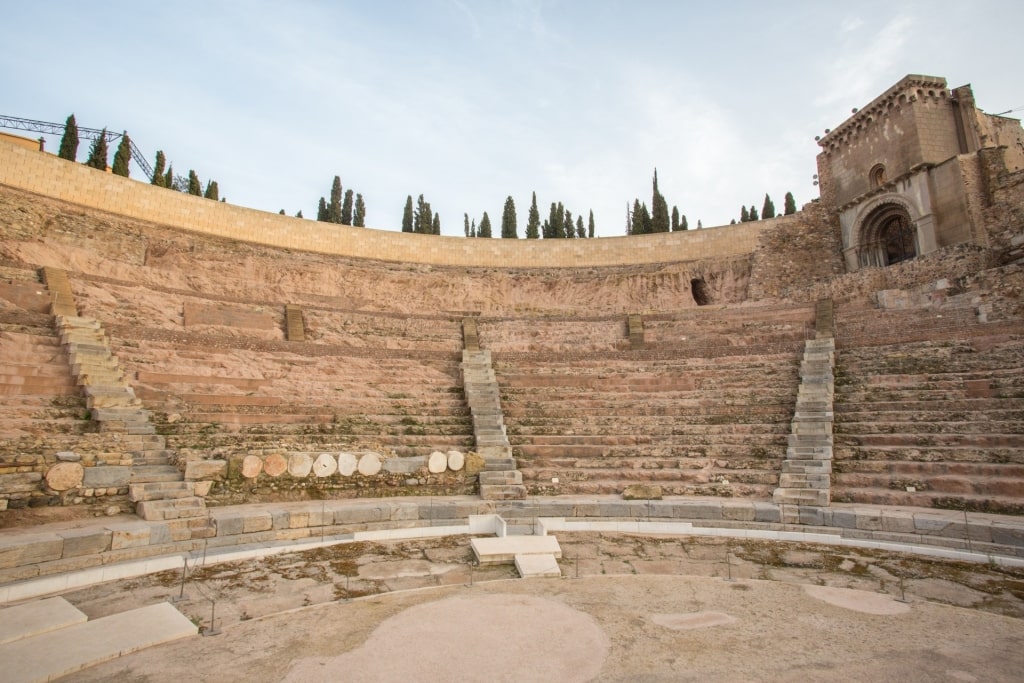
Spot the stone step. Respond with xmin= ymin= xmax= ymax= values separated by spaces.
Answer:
xmin=135 ymin=496 xmax=207 ymax=521
xmin=129 ymin=466 xmax=182 ymax=483
xmin=479 ymin=470 xmax=523 ymax=485
xmin=482 ymin=456 xmax=517 ymax=470
xmin=479 ymin=483 xmax=528 ymax=500
xmin=0 ymin=597 xmax=88 ymax=646
xmin=772 ymin=487 xmax=830 ymax=506
xmin=781 ymin=459 xmax=832 ymax=474
xmin=471 ymin=534 xmax=561 ymax=564
xmin=129 ymin=481 xmax=194 ymax=502
xmin=778 ymin=472 xmax=830 ymax=488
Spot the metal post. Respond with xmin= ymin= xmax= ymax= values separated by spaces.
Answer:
xmin=203 ymin=600 xmax=221 ymax=636
xmin=724 ymin=543 xmax=735 ymax=582
xmin=963 ymin=508 xmax=973 ymax=553
xmin=171 ymin=557 xmax=189 ymax=603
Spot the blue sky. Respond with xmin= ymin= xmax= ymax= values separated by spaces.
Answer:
xmin=2 ymin=1 xmax=1021 ymax=236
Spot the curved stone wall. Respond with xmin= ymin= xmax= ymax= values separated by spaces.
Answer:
xmin=0 ymin=138 xmax=769 ymax=268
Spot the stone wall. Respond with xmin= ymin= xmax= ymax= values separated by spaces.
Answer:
xmin=0 ymin=138 xmax=767 ymax=269
xmin=746 ymin=201 xmax=845 ymax=301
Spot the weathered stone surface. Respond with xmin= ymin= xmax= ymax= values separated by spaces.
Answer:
xmin=263 ymin=453 xmax=287 ymax=477
xmin=56 ymin=451 xmax=81 ymax=462
xmin=0 ymin=534 xmax=64 ymax=569
xmin=192 ymin=481 xmax=213 ymax=497
xmin=313 ymin=453 xmax=338 ymax=477
xmin=427 ymin=451 xmax=448 ymax=474
xmin=45 ymin=462 xmax=84 ymax=491
xmin=337 ymin=452 xmax=357 ymax=477
xmin=447 ymin=451 xmax=465 ymax=471
xmin=357 ymin=452 xmax=382 ymax=476
xmin=464 ymin=451 xmax=486 ymax=475
xmin=82 ymin=466 xmax=130 ymax=488
xmin=107 ymin=522 xmax=151 ymax=550
xmin=622 ymin=484 xmax=663 ymax=500
xmin=383 ymin=456 xmax=424 ymax=474
xmin=288 ymin=453 xmax=313 ymax=478
xmin=241 ymin=455 xmax=263 ymax=479
xmin=184 ymin=459 xmax=227 ymax=481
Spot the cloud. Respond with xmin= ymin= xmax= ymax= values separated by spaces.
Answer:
xmin=814 ymin=14 xmax=915 ymax=109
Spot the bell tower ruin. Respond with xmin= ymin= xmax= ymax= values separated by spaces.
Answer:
xmin=815 ymin=74 xmax=1024 ymax=272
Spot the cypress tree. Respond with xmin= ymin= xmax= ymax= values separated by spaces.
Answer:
xmin=740 ymin=206 xmax=749 ymax=222
xmin=341 ymin=189 xmax=354 ymax=225
xmin=749 ymin=205 xmax=759 ymax=221
xmin=402 ymin=196 xmax=414 ymax=232
xmin=762 ymin=193 xmax=775 ymax=219
xmin=576 ymin=216 xmax=585 ymax=238
xmin=478 ymin=212 xmax=492 ymax=238
xmin=317 ymin=197 xmax=328 ymax=222
xmin=784 ymin=191 xmax=797 ymax=215
xmin=164 ymin=165 xmax=175 ymax=191
xmin=564 ymin=209 xmax=573 ymax=239
xmin=151 ymin=151 xmax=166 ymax=186
xmin=112 ymin=132 xmax=131 ymax=177
xmin=58 ymin=114 xmax=79 ymax=161
xmin=671 ymin=206 xmax=680 ymax=232
xmin=471 ymin=218 xmax=477 ymax=238
xmin=354 ymin=194 xmax=366 ymax=226
xmin=681 ymin=214 xmax=688 ymax=231
xmin=464 ymin=213 xmax=471 ymax=237
xmin=544 ymin=203 xmax=558 ymax=238
xmin=432 ymin=212 xmax=440 ymax=234
xmin=501 ymin=196 xmax=518 ymax=238
xmin=188 ymin=170 xmax=202 ymax=196
xmin=328 ymin=176 xmax=343 ymax=223
xmin=631 ymin=199 xmax=645 ymax=235
xmin=204 ymin=180 xmax=219 ymax=200
xmin=697 ymin=220 xmax=702 ymax=229
xmin=526 ymin=192 xmax=540 ymax=239
xmin=414 ymin=195 xmax=433 ymax=233
xmin=84 ymin=128 xmax=109 ymax=170
xmin=555 ymin=203 xmax=566 ymax=238
xmin=588 ymin=210 xmax=595 ymax=238
xmin=651 ymin=169 xmax=670 ymax=232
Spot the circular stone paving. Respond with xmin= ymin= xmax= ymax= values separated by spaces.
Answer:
xmin=282 ymin=593 xmax=609 ymax=683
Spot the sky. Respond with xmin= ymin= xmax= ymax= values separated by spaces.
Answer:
xmin=2 ymin=1 xmax=1021 ymax=237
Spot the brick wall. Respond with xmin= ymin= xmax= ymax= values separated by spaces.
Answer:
xmin=0 ymin=137 xmax=766 ymax=269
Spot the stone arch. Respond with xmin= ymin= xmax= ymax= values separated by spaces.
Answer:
xmin=856 ymin=200 xmax=918 ymax=268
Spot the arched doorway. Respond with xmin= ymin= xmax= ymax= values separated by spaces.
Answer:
xmin=857 ymin=203 xmax=917 ymax=268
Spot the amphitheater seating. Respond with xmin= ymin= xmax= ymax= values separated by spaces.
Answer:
xmin=0 ymin=265 xmax=87 ymax=449
xmin=832 ymin=315 xmax=1024 ymax=514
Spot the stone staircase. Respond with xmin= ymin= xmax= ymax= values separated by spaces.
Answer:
xmin=461 ymin=342 xmax=526 ymax=500
xmin=773 ymin=336 xmax=835 ymax=520
xmin=40 ymin=267 xmax=76 ymax=317
xmin=44 ymin=290 xmax=209 ymax=522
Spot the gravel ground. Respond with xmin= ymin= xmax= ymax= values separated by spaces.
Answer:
xmin=54 ymin=533 xmax=1024 ymax=682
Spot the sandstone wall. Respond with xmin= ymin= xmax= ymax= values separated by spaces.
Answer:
xmin=0 ymin=137 xmax=767 ymax=268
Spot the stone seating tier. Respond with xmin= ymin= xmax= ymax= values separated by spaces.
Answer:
xmin=832 ymin=337 xmax=1024 ymax=513
xmin=495 ymin=351 xmax=799 ymax=496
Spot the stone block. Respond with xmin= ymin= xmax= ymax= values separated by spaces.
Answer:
xmin=880 ymin=512 xmax=917 ymax=534
xmin=107 ymin=522 xmax=151 ymax=550
xmin=82 ymin=466 xmax=131 ymax=488
xmin=58 ymin=528 xmax=112 ymax=557
xmin=148 ymin=523 xmax=172 ymax=546
xmin=383 ymin=456 xmax=425 ymax=474
xmin=854 ymin=512 xmax=883 ymax=531
xmin=215 ymin=514 xmax=245 ymax=536
xmin=622 ymin=484 xmax=663 ymax=500
xmin=45 ymin=462 xmax=84 ymax=491
xmin=830 ymin=509 xmax=858 ymax=529
xmin=991 ymin=524 xmax=1024 ymax=548
xmin=752 ymin=502 xmax=782 ymax=523
xmin=337 ymin=452 xmax=358 ymax=477
xmin=332 ymin=504 xmax=384 ymax=525
xmin=672 ymin=501 xmax=723 ymax=521
xmin=313 ymin=453 xmax=338 ymax=477
xmin=357 ymin=452 xmax=382 ymax=476
xmin=721 ymin=502 xmax=756 ymax=522
xmin=242 ymin=512 xmax=273 ymax=533
xmin=0 ymin=534 xmax=64 ymax=569
xmin=798 ymin=507 xmax=825 ymax=526
xmin=184 ymin=459 xmax=226 ymax=481
xmin=427 ymin=451 xmax=448 ymax=474
xmin=0 ymin=472 xmax=43 ymax=493
xmin=271 ymin=509 xmax=291 ymax=529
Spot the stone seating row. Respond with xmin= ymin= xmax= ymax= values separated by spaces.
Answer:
xmin=832 ymin=336 xmax=1024 ymax=513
